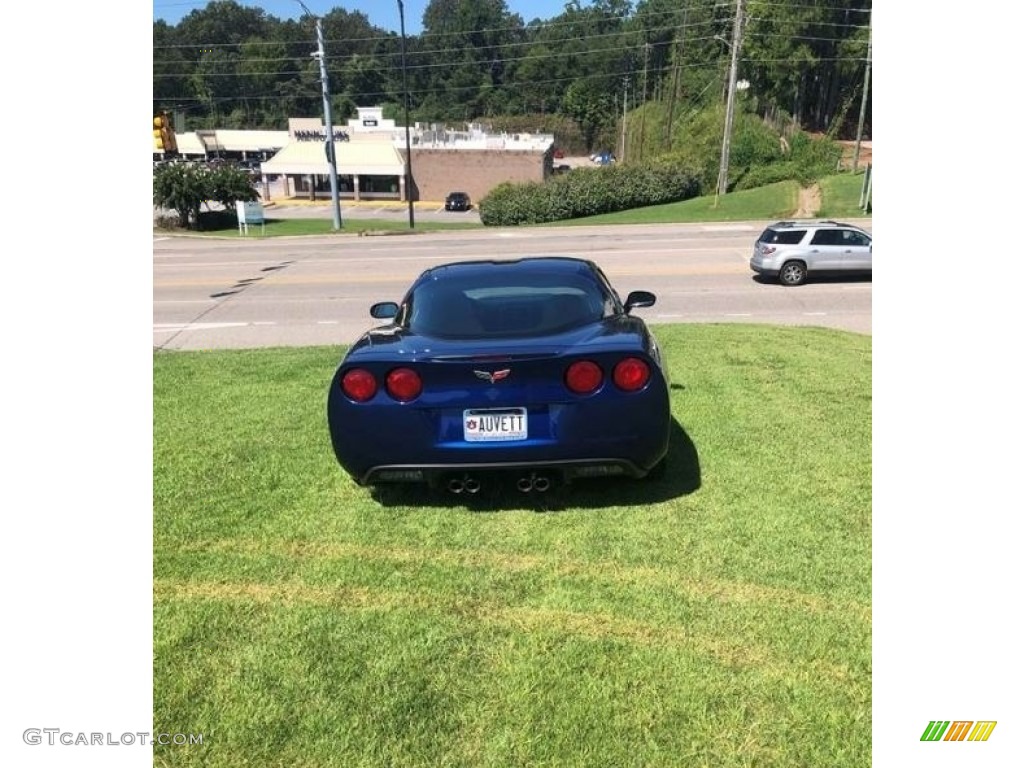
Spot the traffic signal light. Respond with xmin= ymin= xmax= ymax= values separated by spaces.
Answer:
xmin=153 ymin=112 xmax=178 ymax=154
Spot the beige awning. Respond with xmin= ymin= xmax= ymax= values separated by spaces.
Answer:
xmin=211 ymin=130 xmax=289 ymax=152
xmin=173 ymin=132 xmax=207 ymax=156
xmin=261 ymin=140 xmax=405 ymax=175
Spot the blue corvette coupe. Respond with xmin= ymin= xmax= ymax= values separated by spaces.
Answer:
xmin=327 ymin=257 xmax=670 ymax=494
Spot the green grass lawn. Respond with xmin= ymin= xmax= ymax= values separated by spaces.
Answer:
xmin=154 ymin=324 xmax=871 ymax=767
xmin=548 ymin=180 xmax=802 ymax=226
xmin=551 ymin=174 xmax=870 ymax=227
xmin=817 ymin=172 xmax=872 ymax=219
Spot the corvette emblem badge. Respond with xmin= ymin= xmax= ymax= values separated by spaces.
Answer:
xmin=473 ymin=369 xmax=511 ymax=384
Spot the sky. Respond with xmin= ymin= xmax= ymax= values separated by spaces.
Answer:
xmin=153 ymin=0 xmax=571 ymax=34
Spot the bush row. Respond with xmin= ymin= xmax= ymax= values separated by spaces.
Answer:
xmin=478 ymin=161 xmax=701 ymax=226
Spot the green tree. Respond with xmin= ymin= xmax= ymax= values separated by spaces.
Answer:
xmin=152 ymin=0 xmax=871 ymax=155
xmin=563 ymin=79 xmax=616 ymax=153
xmin=206 ymin=165 xmax=260 ymax=211
xmin=153 ymin=163 xmax=258 ymax=230
xmin=153 ymin=21 xmax=189 ymax=107
xmin=419 ymin=0 xmax=525 ymax=117
xmin=742 ymin=0 xmax=871 ymax=134
xmin=153 ymin=163 xmax=207 ymax=229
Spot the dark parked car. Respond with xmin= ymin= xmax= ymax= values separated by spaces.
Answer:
xmin=444 ymin=191 xmax=472 ymax=211
xmin=327 ymin=257 xmax=670 ymax=494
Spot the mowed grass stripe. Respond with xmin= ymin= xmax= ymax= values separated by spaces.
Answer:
xmin=174 ymin=537 xmax=870 ymax=622
xmin=155 ymin=579 xmax=859 ymax=685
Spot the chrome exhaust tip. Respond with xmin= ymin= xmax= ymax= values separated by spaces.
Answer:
xmin=447 ymin=477 xmax=465 ymax=494
xmin=533 ymin=475 xmax=551 ymax=493
xmin=463 ymin=476 xmax=482 ymax=494
xmin=516 ymin=475 xmax=534 ymax=492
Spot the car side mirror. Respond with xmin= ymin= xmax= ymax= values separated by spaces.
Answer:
xmin=370 ymin=301 xmax=399 ymax=319
xmin=623 ymin=291 xmax=656 ymax=314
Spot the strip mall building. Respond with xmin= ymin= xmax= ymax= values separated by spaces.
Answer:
xmin=160 ymin=107 xmax=556 ymax=204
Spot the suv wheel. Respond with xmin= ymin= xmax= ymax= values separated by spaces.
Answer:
xmin=779 ymin=261 xmax=807 ymax=286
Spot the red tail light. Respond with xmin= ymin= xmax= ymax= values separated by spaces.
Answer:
xmin=613 ymin=357 xmax=650 ymax=391
xmin=565 ymin=360 xmax=603 ymax=394
xmin=386 ymin=367 xmax=422 ymax=401
xmin=762 ymin=245 xmax=777 ymax=254
xmin=341 ymin=368 xmax=377 ymax=402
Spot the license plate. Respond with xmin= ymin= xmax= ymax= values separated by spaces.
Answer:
xmin=463 ymin=408 xmax=528 ymax=442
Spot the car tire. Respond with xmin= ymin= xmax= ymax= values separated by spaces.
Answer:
xmin=779 ymin=261 xmax=807 ymax=286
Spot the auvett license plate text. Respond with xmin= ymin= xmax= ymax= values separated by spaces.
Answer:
xmin=464 ymin=408 xmax=528 ymax=441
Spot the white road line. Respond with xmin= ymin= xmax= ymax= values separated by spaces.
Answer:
xmin=153 ymin=322 xmax=266 ymax=332
xmin=153 ymin=300 xmax=218 ymax=304
xmin=153 ymin=261 xmax=285 ymax=268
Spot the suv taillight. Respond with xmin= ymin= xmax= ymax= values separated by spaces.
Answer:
xmin=762 ymin=245 xmax=777 ymax=255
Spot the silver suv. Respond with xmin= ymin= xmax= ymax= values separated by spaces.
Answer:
xmin=750 ymin=220 xmax=872 ymax=286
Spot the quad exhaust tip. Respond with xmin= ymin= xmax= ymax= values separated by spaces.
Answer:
xmin=447 ymin=472 xmax=553 ymax=494
xmin=447 ymin=474 xmax=482 ymax=494
xmin=517 ymin=472 xmax=552 ymax=493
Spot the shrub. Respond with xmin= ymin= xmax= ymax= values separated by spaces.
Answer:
xmin=478 ymin=161 xmax=700 ymax=226
xmin=786 ymin=132 xmax=844 ymax=184
xmin=733 ymin=161 xmax=802 ymax=191
xmin=153 ymin=212 xmax=182 ymax=230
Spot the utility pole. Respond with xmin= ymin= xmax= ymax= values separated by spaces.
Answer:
xmin=397 ymin=0 xmax=415 ymax=228
xmin=639 ymin=42 xmax=650 ymax=160
xmin=852 ymin=10 xmax=871 ymax=173
xmin=715 ymin=0 xmax=744 ymax=204
xmin=298 ymin=1 xmax=342 ymax=229
xmin=620 ymin=76 xmax=628 ymax=162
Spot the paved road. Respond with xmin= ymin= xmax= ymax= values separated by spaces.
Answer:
xmin=153 ymin=220 xmax=871 ymax=350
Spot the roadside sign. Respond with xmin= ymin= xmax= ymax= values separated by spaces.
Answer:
xmin=236 ymin=200 xmax=265 ymax=235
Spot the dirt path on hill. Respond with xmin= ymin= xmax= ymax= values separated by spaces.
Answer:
xmin=795 ymin=184 xmax=822 ymax=218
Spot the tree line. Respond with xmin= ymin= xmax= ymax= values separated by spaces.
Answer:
xmin=154 ymin=0 xmax=871 ymax=154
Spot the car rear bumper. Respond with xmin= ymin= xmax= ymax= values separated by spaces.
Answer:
xmin=749 ymin=255 xmax=779 ymax=275
xmin=328 ymin=387 xmax=670 ymax=487
xmin=361 ymin=457 xmax=650 ymax=487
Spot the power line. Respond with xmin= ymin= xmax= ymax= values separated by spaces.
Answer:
xmin=153 ymin=24 xmax=867 ymax=79
xmin=154 ymin=46 xmax=868 ymax=82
